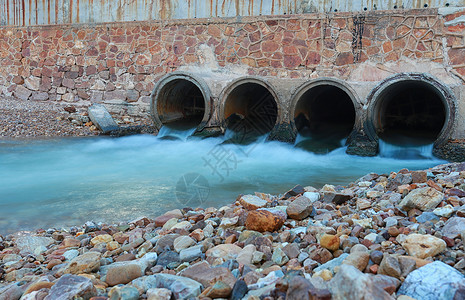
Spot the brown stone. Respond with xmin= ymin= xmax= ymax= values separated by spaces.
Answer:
xmin=335 ymin=52 xmax=354 ymax=66
xmin=262 ymin=40 xmax=280 ymax=52
xmin=24 ymin=282 xmax=55 ymax=295
xmin=319 ymin=234 xmax=340 ymax=252
xmin=245 ymin=209 xmax=286 ymax=233
xmin=105 ymin=264 xmax=142 ymax=286
xmin=62 ymin=238 xmax=80 ymax=248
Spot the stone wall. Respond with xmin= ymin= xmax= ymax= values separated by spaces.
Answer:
xmin=0 ymin=7 xmax=464 ymax=133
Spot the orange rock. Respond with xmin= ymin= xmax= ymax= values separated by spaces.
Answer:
xmin=245 ymin=209 xmax=286 ymax=233
xmin=62 ymin=238 xmax=80 ymax=248
xmin=319 ymin=234 xmax=340 ymax=252
xmin=225 ymin=235 xmax=237 ymax=244
xmin=46 ymin=259 xmax=63 ymax=270
xmin=24 ymin=282 xmax=55 ymax=294
xmin=369 ymin=264 xmax=379 ymax=274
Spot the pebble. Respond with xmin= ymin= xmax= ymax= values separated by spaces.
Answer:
xmin=2 ymin=163 xmax=465 ymax=299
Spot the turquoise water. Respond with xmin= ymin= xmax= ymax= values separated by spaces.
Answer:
xmin=0 ymin=133 xmax=446 ymax=234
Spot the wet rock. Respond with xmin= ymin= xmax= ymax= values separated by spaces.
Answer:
xmin=147 ymin=288 xmax=172 ymax=300
xmin=63 ymin=251 xmax=101 ymax=274
xmin=287 ymin=196 xmax=313 ymax=220
xmin=442 ymin=217 xmax=465 ymax=239
xmin=245 ymin=209 xmax=286 ymax=232
xmin=44 ymin=274 xmax=96 ymax=300
xmin=329 ymin=264 xmax=392 ymax=300
xmin=401 ymin=234 xmax=446 ymax=259
xmin=398 ymin=187 xmax=444 ymax=211
xmin=239 ymin=195 xmax=268 ymax=210
xmin=398 ymin=261 xmax=465 ymax=300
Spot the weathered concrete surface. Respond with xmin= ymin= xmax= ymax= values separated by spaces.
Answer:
xmin=2 ymin=0 xmax=464 ymax=26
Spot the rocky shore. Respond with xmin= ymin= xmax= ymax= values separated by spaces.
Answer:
xmin=2 ymin=163 xmax=465 ymax=299
xmin=0 ymin=96 xmax=153 ymax=138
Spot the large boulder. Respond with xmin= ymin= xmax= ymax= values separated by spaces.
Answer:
xmin=398 ymin=261 xmax=465 ymax=300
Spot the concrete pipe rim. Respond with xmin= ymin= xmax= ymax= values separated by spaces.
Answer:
xmin=365 ymin=72 xmax=456 ymax=147
xmin=150 ymin=71 xmax=212 ymax=132
xmin=218 ymin=76 xmax=282 ymax=134
xmin=289 ymin=77 xmax=361 ymax=139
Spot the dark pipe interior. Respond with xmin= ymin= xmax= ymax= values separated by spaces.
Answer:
xmin=157 ymin=79 xmax=205 ymax=130
xmin=375 ymin=81 xmax=446 ymax=146
xmin=224 ymin=83 xmax=278 ymax=140
xmin=294 ymin=85 xmax=356 ymax=142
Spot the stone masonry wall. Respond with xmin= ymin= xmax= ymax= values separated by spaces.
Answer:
xmin=0 ymin=8 xmax=464 ymax=122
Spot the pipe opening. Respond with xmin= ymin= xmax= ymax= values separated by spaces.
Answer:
xmin=373 ymin=80 xmax=446 ymax=146
xmin=156 ymin=79 xmax=206 ymax=130
xmin=294 ymin=85 xmax=356 ymax=151
xmin=224 ymin=82 xmax=278 ymax=140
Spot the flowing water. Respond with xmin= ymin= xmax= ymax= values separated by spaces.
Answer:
xmin=0 ymin=131 xmax=446 ymax=234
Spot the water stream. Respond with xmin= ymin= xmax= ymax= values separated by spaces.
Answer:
xmin=0 ymin=131 xmax=446 ymax=234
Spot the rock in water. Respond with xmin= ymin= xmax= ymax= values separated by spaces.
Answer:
xmin=44 ymin=274 xmax=96 ymax=299
xmin=245 ymin=209 xmax=286 ymax=232
xmin=398 ymin=187 xmax=444 ymax=211
xmin=398 ymin=261 xmax=465 ymax=300
xmin=329 ymin=265 xmax=392 ymax=300
xmin=401 ymin=234 xmax=446 ymax=259
xmin=88 ymin=103 xmax=119 ymax=133
xmin=287 ymin=196 xmax=313 ymax=220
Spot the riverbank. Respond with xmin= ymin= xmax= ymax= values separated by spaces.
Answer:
xmin=1 ymin=162 xmax=465 ymax=299
xmin=0 ymin=96 xmax=154 ymax=138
